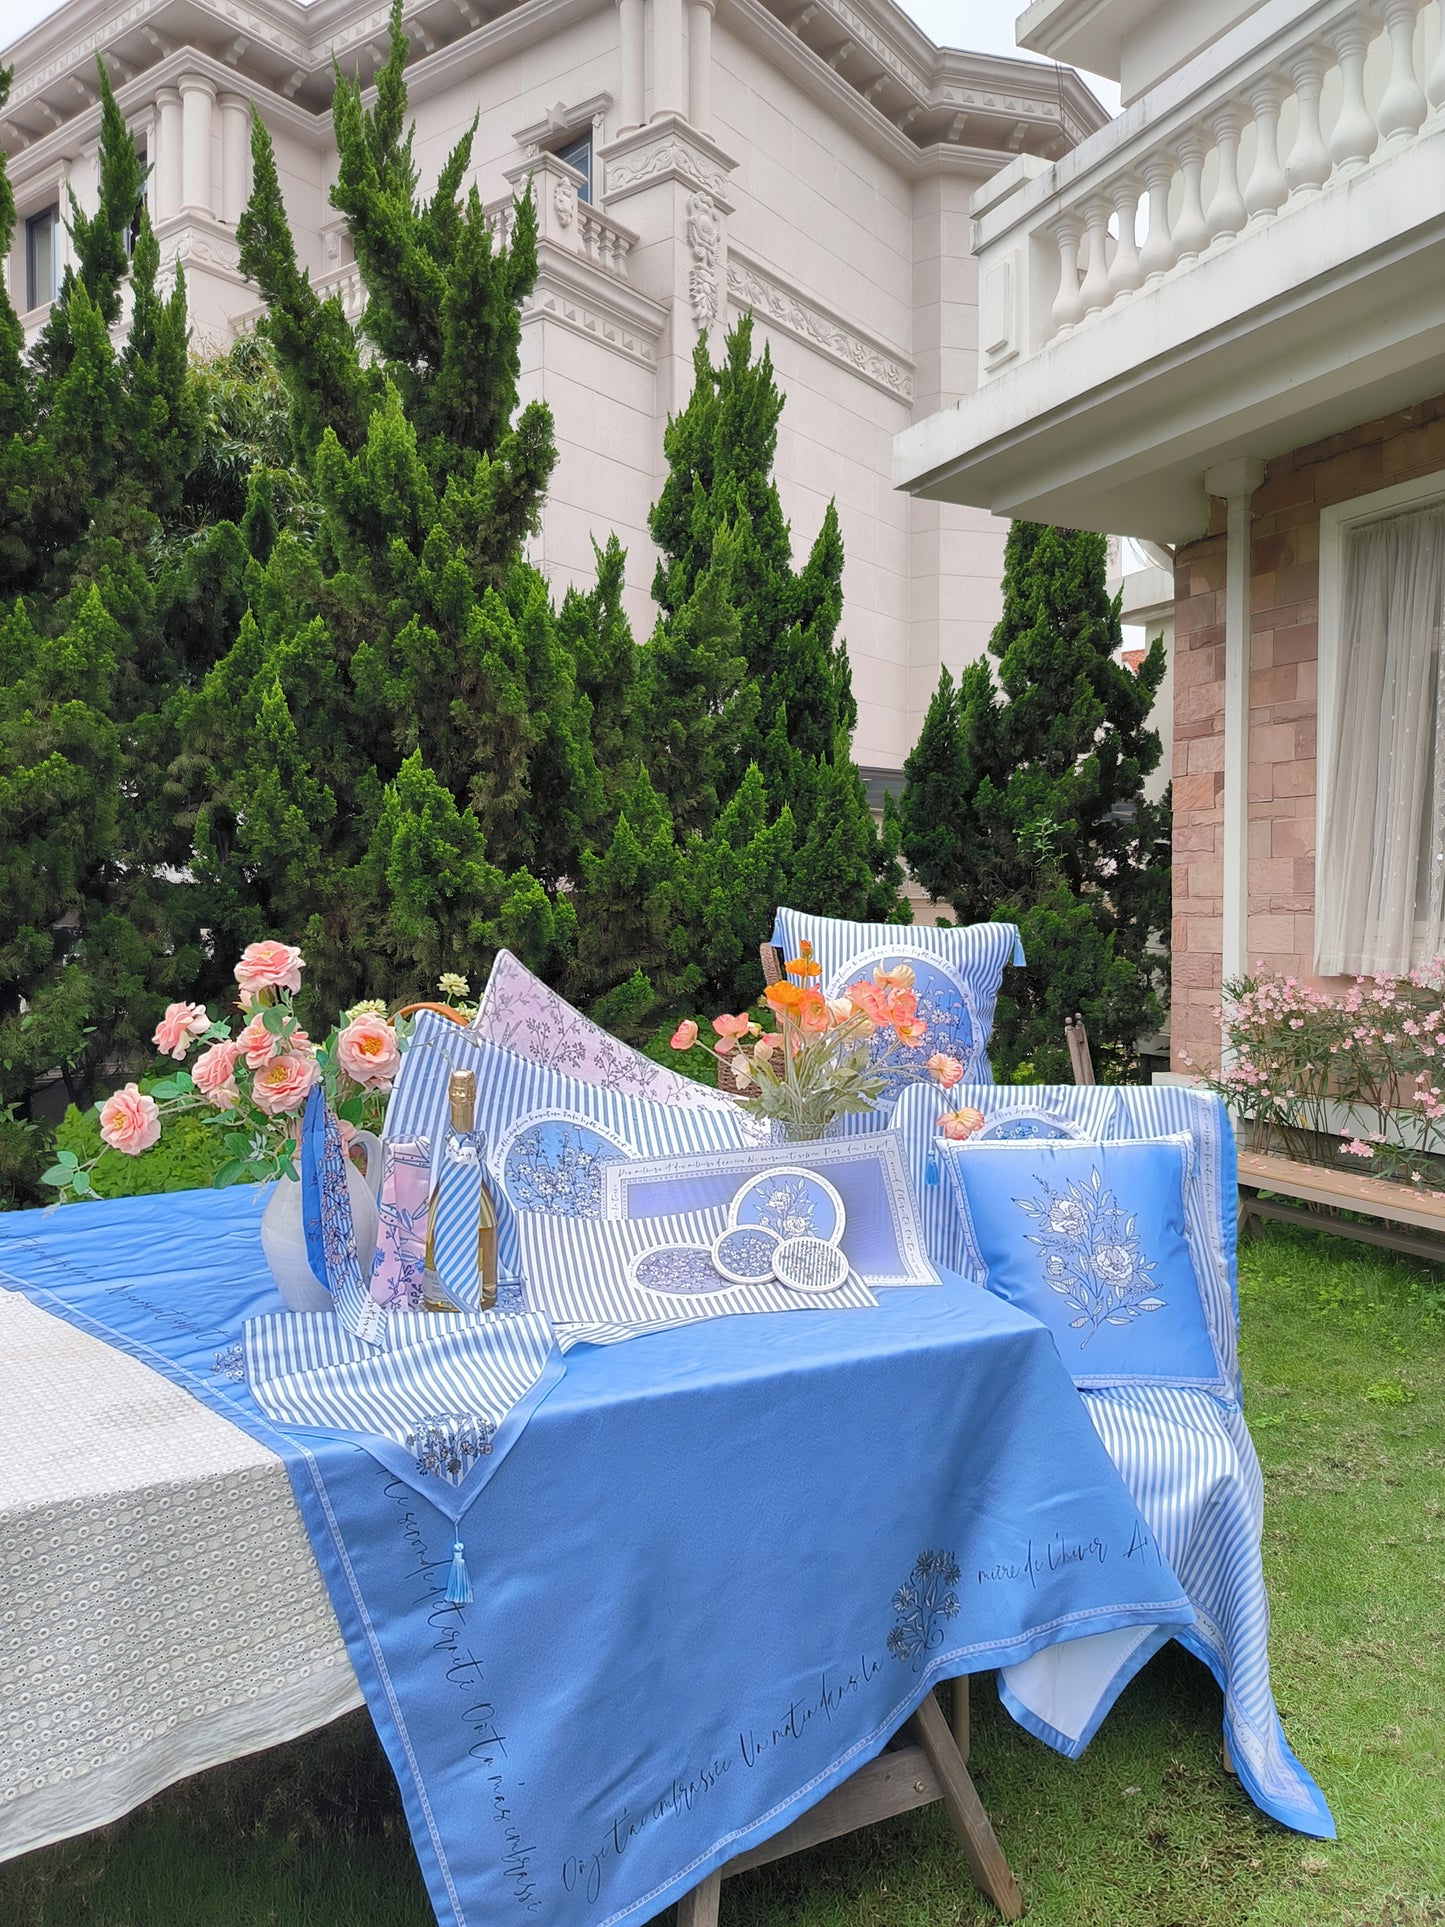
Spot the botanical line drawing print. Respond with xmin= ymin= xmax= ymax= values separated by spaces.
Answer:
xmin=888 ymin=1550 xmax=961 ymax=1668
xmin=1015 ymin=1166 xmax=1167 ymax=1347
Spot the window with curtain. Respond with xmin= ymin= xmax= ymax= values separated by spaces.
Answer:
xmin=1315 ymin=500 xmax=1445 ymax=976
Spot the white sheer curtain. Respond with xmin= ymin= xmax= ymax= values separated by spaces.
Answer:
xmin=1316 ymin=502 xmax=1445 ymax=977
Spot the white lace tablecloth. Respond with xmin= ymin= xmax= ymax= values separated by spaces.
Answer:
xmin=0 ymin=1287 xmax=361 ymax=1862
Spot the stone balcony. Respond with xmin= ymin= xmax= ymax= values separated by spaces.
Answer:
xmin=894 ymin=0 xmax=1445 ymax=542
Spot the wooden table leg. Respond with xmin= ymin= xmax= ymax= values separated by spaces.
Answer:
xmin=947 ymin=1674 xmax=970 ymax=1762
xmin=908 ymin=1685 xmax=1024 ymax=1921
xmin=675 ymin=1868 xmax=722 ymax=1926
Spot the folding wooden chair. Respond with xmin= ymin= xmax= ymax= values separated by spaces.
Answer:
xmin=1064 ymin=1011 xmax=1096 ymax=1085
xmin=674 ymin=1679 xmax=1022 ymax=1922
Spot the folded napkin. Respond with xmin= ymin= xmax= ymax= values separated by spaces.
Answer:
xmin=244 ymin=1307 xmax=563 ymax=1602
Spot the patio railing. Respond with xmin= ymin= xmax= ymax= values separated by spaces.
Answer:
xmin=974 ymin=0 xmax=1444 ymax=376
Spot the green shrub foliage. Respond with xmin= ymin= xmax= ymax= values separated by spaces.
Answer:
xmin=900 ymin=522 xmax=1170 ymax=1080
xmin=0 ymin=10 xmax=909 ymax=1149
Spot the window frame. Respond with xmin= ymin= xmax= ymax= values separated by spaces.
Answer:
xmin=24 ymin=203 xmax=59 ymax=313
xmin=1316 ymin=466 xmax=1445 ymax=973
xmin=549 ymin=131 xmax=592 ymax=204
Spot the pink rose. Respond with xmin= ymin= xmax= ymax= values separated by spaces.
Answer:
xmin=669 ymin=1019 xmax=699 ymax=1050
xmin=237 ymin=1013 xmax=279 ymax=1069
xmin=192 ymin=1038 xmax=242 ymax=1110
xmin=153 ymin=1001 xmax=210 ymax=1060
xmin=927 ymin=1052 xmax=964 ymax=1089
xmin=234 ymin=939 xmax=304 ymax=1003
xmin=336 ymin=1013 xmax=401 ymax=1091
xmin=251 ymin=1050 xmax=318 ymax=1117
xmin=98 ymin=1084 xmax=162 ymax=1156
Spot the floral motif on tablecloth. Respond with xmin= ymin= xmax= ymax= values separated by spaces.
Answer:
xmin=888 ymin=1549 xmax=961 ymax=1668
xmin=632 ymin=1245 xmax=731 ymax=1296
xmin=502 ymin=1120 xmax=622 ymax=1216
xmin=406 ymin=1413 xmax=496 ymax=1486
xmin=212 ymin=1343 xmax=246 ymax=1382
xmin=1015 ymin=1166 xmax=1166 ymax=1348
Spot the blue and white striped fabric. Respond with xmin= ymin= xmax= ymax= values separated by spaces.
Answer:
xmin=769 ymin=908 xmax=1025 ymax=1091
xmin=919 ymin=1082 xmax=1332 ymax=1838
xmin=429 ymin=1134 xmax=487 ymax=1312
xmin=243 ymin=1307 xmax=563 ymax=1519
xmin=384 ymin=1014 xmax=758 ymax=1291
xmin=517 ymin=1205 xmax=876 ymax=1348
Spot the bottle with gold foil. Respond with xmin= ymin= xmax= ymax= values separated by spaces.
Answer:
xmin=421 ymin=1070 xmax=499 ymax=1312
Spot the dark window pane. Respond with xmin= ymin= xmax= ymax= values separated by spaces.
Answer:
xmin=553 ymin=133 xmax=591 ymax=204
xmin=26 ymin=206 xmax=57 ymax=310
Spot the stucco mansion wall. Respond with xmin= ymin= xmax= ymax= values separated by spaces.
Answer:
xmin=1171 ymin=392 xmax=1445 ymax=1072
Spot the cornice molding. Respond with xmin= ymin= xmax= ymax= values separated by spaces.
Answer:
xmin=725 ymin=245 xmax=913 ymax=402
xmin=5 ymin=45 xmax=328 ymax=188
xmin=524 ymin=247 xmax=668 ymax=365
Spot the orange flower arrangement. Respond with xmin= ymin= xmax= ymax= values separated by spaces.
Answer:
xmin=673 ymin=940 xmax=964 ymax=1140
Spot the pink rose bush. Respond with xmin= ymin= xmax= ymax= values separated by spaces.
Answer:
xmin=44 ymin=942 xmax=411 ymax=1201
xmin=1204 ymin=963 xmax=1445 ymax=1185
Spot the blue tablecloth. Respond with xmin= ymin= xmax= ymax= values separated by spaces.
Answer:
xmin=0 ymin=1190 xmax=1193 ymax=1927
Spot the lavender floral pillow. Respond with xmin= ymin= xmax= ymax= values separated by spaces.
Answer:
xmin=472 ymin=950 xmax=743 ymax=1117
xmin=940 ymin=1134 xmax=1221 ymax=1389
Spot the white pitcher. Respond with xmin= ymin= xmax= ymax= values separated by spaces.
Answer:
xmin=259 ymin=1129 xmax=383 ymax=1313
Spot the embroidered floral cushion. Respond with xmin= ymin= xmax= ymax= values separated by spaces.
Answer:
xmin=473 ymin=950 xmax=737 ymax=1115
xmin=939 ymin=1134 xmax=1221 ymax=1390
xmin=768 ymin=908 xmax=1024 ymax=1096
xmin=384 ymin=1013 xmax=758 ymax=1290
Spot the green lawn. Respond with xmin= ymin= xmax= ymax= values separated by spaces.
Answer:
xmin=4 ymin=1223 xmax=1443 ymax=1927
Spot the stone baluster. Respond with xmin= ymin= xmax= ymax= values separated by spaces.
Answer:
xmin=179 ymin=74 xmax=216 ymax=219
xmin=1048 ymin=211 xmax=1084 ymax=334
xmin=1242 ymin=75 xmax=1289 ymax=221
xmin=1206 ymin=103 xmax=1248 ymax=242
xmin=1428 ymin=0 xmax=1445 ymax=120
xmin=1107 ymin=174 xmax=1142 ymax=300
xmin=614 ymin=233 xmax=631 ymax=277
xmin=617 ymin=0 xmax=645 ymax=133
xmin=1376 ymin=0 xmax=1428 ymax=144
xmin=1076 ymin=193 xmax=1114 ymax=316
xmin=1283 ymin=45 xmax=1332 ymax=194
xmin=1325 ymin=18 xmax=1378 ymax=173
xmin=1137 ymin=147 xmax=1176 ymax=282
xmin=153 ymin=86 xmax=183 ymax=223
xmin=1170 ymin=126 xmax=1211 ymax=262
xmin=218 ymin=94 xmax=250 ymax=224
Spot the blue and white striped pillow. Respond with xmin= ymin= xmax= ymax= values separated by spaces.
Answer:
xmin=769 ymin=908 xmax=1024 ymax=1094
xmin=384 ymin=1013 xmax=758 ymax=1288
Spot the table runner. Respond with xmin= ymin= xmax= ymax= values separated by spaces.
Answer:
xmin=0 ymin=1189 xmax=1195 ymax=1927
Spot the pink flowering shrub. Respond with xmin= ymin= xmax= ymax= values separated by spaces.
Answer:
xmin=1206 ymin=964 xmax=1445 ymax=1181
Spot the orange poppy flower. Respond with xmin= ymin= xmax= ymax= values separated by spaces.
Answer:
xmin=765 ymin=980 xmax=806 ymax=1014
xmin=784 ymin=939 xmax=822 ymax=979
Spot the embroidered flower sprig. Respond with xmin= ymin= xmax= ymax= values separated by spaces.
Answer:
xmin=1015 ymin=1166 xmax=1166 ymax=1347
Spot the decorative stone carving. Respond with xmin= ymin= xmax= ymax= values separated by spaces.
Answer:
xmin=605 ymin=135 xmax=729 ymax=201
xmin=554 ymin=177 xmax=577 ymax=227
xmin=725 ymin=254 xmax=913 ymax=401
xmin=686 ymin=188 xmax=722 ymax=327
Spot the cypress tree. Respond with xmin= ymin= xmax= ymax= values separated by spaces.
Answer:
xmin=181 ymin=0 xmax=601 ymax=1017
xmin=899 ymin=521 xmax=1169 ymax=1080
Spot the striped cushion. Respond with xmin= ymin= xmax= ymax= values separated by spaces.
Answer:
xmin=769 ymin=908 xmax=1023 ymax=1095
xmin=384 ymin=1014 xmax=757 ymax=1288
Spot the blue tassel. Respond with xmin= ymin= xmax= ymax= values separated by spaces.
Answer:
xmin=925 ymin=1155 xmax=940 ymax=1187
xmin=445 ymin=1538 xmax=473 ymax=1607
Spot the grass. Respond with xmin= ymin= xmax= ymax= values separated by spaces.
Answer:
xmin=3 ymin=1222 xmax=1443 ymax=1927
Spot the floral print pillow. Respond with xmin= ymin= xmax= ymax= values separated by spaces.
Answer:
xmin=939 ymin=1134 xmax=1221 ymax=1389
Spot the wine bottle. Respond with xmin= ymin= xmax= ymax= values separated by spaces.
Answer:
xmin=422 ymin=1069 xmax=499 ymax=1312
